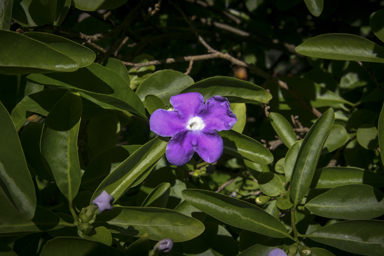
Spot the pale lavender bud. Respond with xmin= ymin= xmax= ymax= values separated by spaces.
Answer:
xmin=268 ymin=248 xmax=287 ymax=256
xmin=92 ymin=190 xmax=114 ymax=213
xmin=155 ymin=238 xmax=173 ymax=253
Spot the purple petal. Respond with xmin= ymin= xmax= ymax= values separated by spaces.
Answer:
xmin=170 ymin=92 xmax=204 ymax=119
xmin=267 ymin=248 xmax=287 ymax=256
xmin=92 ymin=190 xmax=114 ymax=213
xmin=150 ymin=109 xmax=186 ymax=137
xmin=198 ymin=96 xmax=237 ymax=132
xmin=194 ymin=132 xmax=224 ymax=163
xmin=166 ymin=131 xmax=195 ymax=166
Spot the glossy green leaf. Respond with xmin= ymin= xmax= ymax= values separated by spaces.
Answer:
xmin=24 ymin=32 xmax=95 ymax=68
xmin=128 ymin=54 xmax=155 ymax=90
xmin=284 ymin=140 xmax=302 ymax=182
xmin=87 ymin=114 xmax=119 ymax=158
xmin=281 ymin=77 xmax=353 ymax=108
xmin=291 ymin=108 xmax=335 ymax=206
xmin=0 ymin=30 xmax=79 ymax=75
xmin=40 ymin=237 xmax=124 ymax=256
xmin=311 ymin=167 xmax=384 ymax=189
xmin=182 ymin=76 xmax=272 ymax=104
xmin=183 ymin=189 xmax=292 ymax=239
xmin=275 ymin=158 xmax=285 ymax=174
xmin=0 ymin=0 xmax=13 ymax=29
xmin=72 ymin=0 xmax=128 ymax=11
xmin=269 ymin=112 xmax=297 ymax=148
xmin=238 ymin=244 xmax=280 ymax=256
xmin=0 ymin=100 xmax=36 ymax=219
xmin=379 ymin=103 xmax=384 ymax=165
xmin=230 ymin=103 xmax=246 ymax=133
xmin=346 ymin=109 xmax=377 ymax=131
xmin=306 ymin=220 xmax=384 ymax=256
xmin=357 ymin=124 xmax=378 ymax=150
xmin=81 ymin=145 xmax=140 ymax=191
xmin=141 ymin=182 xmax=170 ymax=207
xmin=125 ymin=233 xmax=149 ymax=256
xmin=370 ymin=9 xmax=384 ymax=43
xmin=306 ymin=184 xmax=384 ymax=220
xmin=94 ymin=207 xmax=204 ymax=242
xmin=310 ymin=247 xmax=335 ymax=256
xmin=41 ymin=91 xmax=82 ymax=203
xmin=103 ymin=58 xmax=130 ymax=85
xmin=0 ymin=191 xmax=67 ymax=234
xmin=258 ymin=172 xmax=286 ymax=197
xmin=136 ymin=70 xmax=194 ymax=105
xmin=27 ymin=63 xmax=146 ymax=119
xmin=20 ymin=122 xmax=52 ymax=181
xmin=277 ymin=191 xmax=293 ymax=210
xmin=145 ymin=94 xmax=166 ymax=114
xmin=219 ymin=130 xmax=273 ymax=165
xmin=12 ymin=0 xmax=71 ymax=26
xmin=296 ymin=33 xmax=384 ymax=63
xmin=322 ymin=124 xmax=348 ymax=154
xmin=78 ymin=226 xmax=112 ymax=246
xmin=304 ymin=0 xmax=323 ymax=17
xmin=11 ymin=88 xmax=66 ymax=131
xmin=91 ymin=137 xmax=167 ymax=202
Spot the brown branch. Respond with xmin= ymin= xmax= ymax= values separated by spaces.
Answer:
xmin=185 ymin=60 xmax=194 ymax=75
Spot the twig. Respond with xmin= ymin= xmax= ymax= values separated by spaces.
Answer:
xmin=114 ymin=36 xmax=129 ymax=57
xmin=216 ymin=175 xmax=239 ymax=193
xmin=146 ymin=0 xmax=163 ymax=19
xmin=185 ymin=60 xmax=194 ymax=74
xmin=268 ymin=138 xmax=284 ymax=150
xmin=86 ymin=41 xmax=107 ymax=53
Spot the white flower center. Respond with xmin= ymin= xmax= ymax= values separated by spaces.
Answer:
xmin=186 ymin=116 xmax=205 ymax=131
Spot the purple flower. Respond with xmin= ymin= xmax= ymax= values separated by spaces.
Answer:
xmin=267 ymin=248 xmax=287 ymax=256
xmin=150 ymin=92 xmax=236 ymax=166
xmin=157 ymin=238 xmax=174 ymax=253
xmin=92 ymin=190 xmax=114 ymax=213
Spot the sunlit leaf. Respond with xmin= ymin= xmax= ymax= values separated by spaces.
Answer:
xmin=304 ymin=0 xmax=324 ymax=17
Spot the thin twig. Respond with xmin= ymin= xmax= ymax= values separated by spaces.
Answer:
xmin=216 ymin=175 xmax=239 ymax=193
xmin=185 ymin=60 xmax=194 ymax=74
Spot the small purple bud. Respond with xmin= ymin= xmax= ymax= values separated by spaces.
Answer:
xmin=157 ymin=238 xmax=173 ymax=253
xmin=268 ymin=248 xmax=287 ymax=256
xmin=92 ymin=190 xmax=114 ymax=213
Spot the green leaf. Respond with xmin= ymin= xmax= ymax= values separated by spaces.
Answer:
xmin=357 ymin=124 xmax=378 ymax=150
xmin=81 ymin=145 xmax=141 ymax=191
xmin=311 ymin=167 xmax=384 ymax=189
xmin=306 ymin=220 xmax=384 ymax=256
xmin=136 ymin=70 xmax=194 ymax=105
xmin=290 ymin=108 xmax=335 ymax=206
xmin=306 ymin=184 xmax=384 ymax=220
xmin=258 ymin=172 xmax=286 ymax=197
xmin=103 ymin=58 xmax=130 ymax=85
xmin=370 ymin=9 xmax=384 ymax=43
xmin=237 ymin=244 xmax=280 ymax=256
xmin=310 ymin=248 xmax=335 ymax=256
xmin=0 ymin=100 xmax=36 ymax=219
xmin=277 ymin=191 xmax=293 ymax=210
xmin=284 ymin=140 xmax=302 ymax=183
xmin=145 ymin=94 xmax=166 ymax=114
xmin=40 ymin=237 xmax=124 ymax=256
xmin=78 ymin=226 xmax=113 ymax=246
xmin=0 ymin=191 xmax=67 ymax=234
xmin=0 ymin=30 xmax=79 ymax=75
xmin=322 ymin=124 xmax=348 ymax=154
xmin=296 ymin=33 xmax=384 ymax=63
xmin=230 ymin=103 xmax=246 ymax=133
xmin=304 ymin=0 xmax=323 ymax=17
xmin=24 ymin=32 xmax=95 ymax=68
xmin=219 ymin=130 xmax=273 ymax=165
xmin=128 ymin=54 xmax=155 ymax=90
xmin=72 ymin=0 xmax=128 ymax=11
xmin=182 ymin=76 xmax=272 ymax=104
xmin=141 ymin=182 xmax=170 ymax=207
xmin=125 ymin=233 xmax=149 ymax=256
xmin=12 ymin=0 xmax=71 ymax=26
xmin=27 ymin=63 xmax=146 ymax=119
xmin=41 ymin=91 xmax=82 ymax=203
xmin=379 ymin=103 xmax=384 ymax=165
xmin=269 ymin=112 xmax=297 ymax=148
xmin=0 ymin=0 xmax=13 ymax=29
xmin=91 ymin=137 xmax=167 ymax=202
xmin=183 ymin=189 xmax=292 ymax=239
xmin=94 ymin=207 xmax=204 ymax=242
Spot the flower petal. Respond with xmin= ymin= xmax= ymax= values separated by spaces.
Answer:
xmin=170 ymin=92 xmax=204 ymax=119
xmin=199 ymin=96 xmax=237 ymax=132
xmin=194 ymin=132 xmax=224 ymax=163
xmin=267 ymin=248 xmax=287 ymax=256
xmin=150 ymin=109 xmax=186 ymax=137
xmin=92 ymin=190 xmax=114 ymax=213
xmin=166 ymin=131 xmax=195 ymax=166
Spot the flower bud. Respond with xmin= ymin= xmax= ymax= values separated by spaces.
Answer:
xmin=79 ymin=222 xmax=93 ymax=235
xmin=255 ymin=195 xmax=270 ymax=205
xmin=92 ymin=190 xmax=114 ymax=213
xmin=154 ymin=238 xmax=174 ymax=254
xmin=267 ymin=248 xmax=287 ymax=256
xmin=299 ymin=246 xmax=311 ymax=256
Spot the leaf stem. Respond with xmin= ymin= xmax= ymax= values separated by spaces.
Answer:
xmin=69 ymin=203 xmax=80 ymax=226
xmin=291 ymin=208 xmax=301 ymax=242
